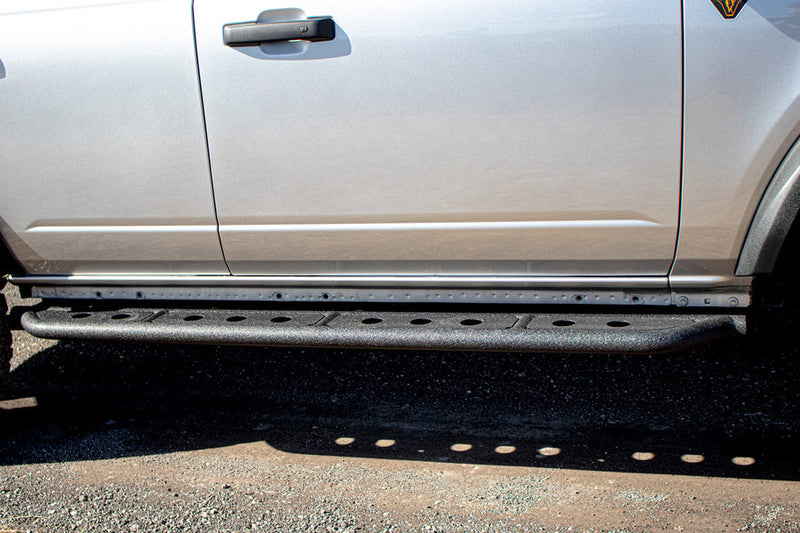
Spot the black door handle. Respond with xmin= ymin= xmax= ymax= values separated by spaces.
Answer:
xmin=223 ymin=17 xmax=335 ymax=47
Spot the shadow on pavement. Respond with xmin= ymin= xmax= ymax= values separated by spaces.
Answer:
xmin=1 ymin=324 xmax=799 ymax=481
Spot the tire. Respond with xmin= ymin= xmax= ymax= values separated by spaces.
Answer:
xmin=0 ymin=282 xmax=11 ymax=392
xmin=750 ymin=223 xmax=800 ymax=345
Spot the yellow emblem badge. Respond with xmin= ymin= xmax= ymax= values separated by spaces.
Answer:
xmin=710 ymin=0 xmax=748 ymax=19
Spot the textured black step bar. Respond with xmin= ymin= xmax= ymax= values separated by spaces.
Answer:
xmin=20 ymin=305 xmax=746 ymax=354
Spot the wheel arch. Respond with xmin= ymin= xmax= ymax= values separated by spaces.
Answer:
xmin=0 ymin=233 xmax=24 ymax=279
xmin=737 ymin=135 xmax=800 ymax=276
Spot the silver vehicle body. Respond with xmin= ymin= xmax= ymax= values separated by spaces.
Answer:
xmin=2 ymin=0 xmax=800 ymax=309
xmin=0 ymin=0 xmax=227 ymax=275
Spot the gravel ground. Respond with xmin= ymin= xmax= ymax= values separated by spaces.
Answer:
xmin=1 ymin=284 xmax=799 ymax=532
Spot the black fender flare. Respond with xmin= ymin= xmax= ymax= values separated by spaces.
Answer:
xmin=737 ymin=137 xmax=800 ymax=275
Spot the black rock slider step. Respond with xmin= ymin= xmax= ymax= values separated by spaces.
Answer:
xmin=20 ymin=305 xmax=746 ymax=354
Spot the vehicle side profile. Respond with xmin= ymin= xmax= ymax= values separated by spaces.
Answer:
xmin=2 ymin=0 xmax=800 ymax=373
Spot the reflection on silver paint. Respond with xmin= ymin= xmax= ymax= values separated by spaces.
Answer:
xmin=195 ymin=0 xmax=682 ymax=276
xmin=223 ymin=220 xmax=659 ymax=232
xmin=0 ymin=0 xmax=153 ymax=17
xmin=20 ymin=219 xmax=662 ymax=234
xmin=675 ymin=1 xmax=800 ymax=279
xmin=669 ymin=274 xmax=751 ymax=289
xmin=27 ymin=225 xmax=219 ymax=233
xmin=0 ymin=0 xmax=227 ymax=275
xmin=749 ymin=0 xmax=800 ymax=41
xmin=218 ymin=218 xmax=663 ymax=272
xmin=11 ymin=274 xmax=671 ymax=288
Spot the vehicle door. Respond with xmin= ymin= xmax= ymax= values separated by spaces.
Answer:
xmin=193 ymin=0 xmax=682 ymax=277
xmin=0 ymin=0 xmax=226 ymax=275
